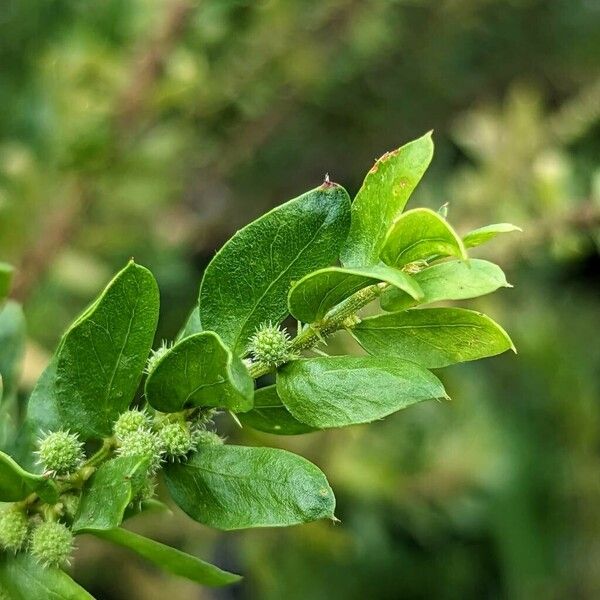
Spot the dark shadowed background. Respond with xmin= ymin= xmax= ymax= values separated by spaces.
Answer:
xmin=1 ymin=0 xmax=599 ymax=598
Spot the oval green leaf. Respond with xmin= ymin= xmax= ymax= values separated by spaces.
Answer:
xmin=380 ymin=207 xmax=467 ymax=268
xmin=91 ymin=527 xmax=241 ymax=587
xmin=277 ymin=357 xmax=447 ymax=429
xmin=145 ymin=332 xmax=254 ymax=413
xmin=238 ymin=385 xmax=317 ymax=435
xmin=380 ymin=259 xmax=511 ymax=312
xmin=28 ymin=262 xmax=160 ymax=439
xmin=165 ymin=444 xmax=335 ymax=530
xmin=353 ymin=307 xmax=516 ymax=368
xmin=0 ymin=450 xmax=57 ymax=503
xmin=340 ymin=132 xmax=434 ymax=267
xmin=463 ymin=223 xmax=522 ymax=248
xmin=72 ymin=456 xmax=148 ymax=533
xmin=288 ymin=265 xmax=423 ymax=324
xmin=0 ymin=554 xmax=93 ymax=599
xmin=25 ymin=358 xmax=61 ymax=438
xmin=199 ymin=183 xmax=351 ymax=354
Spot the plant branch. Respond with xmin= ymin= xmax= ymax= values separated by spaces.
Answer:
xmin=247 ymin=282 xmax=386 ymax=379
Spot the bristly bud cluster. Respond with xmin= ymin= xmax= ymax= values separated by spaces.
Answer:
xmin=36 ymin=430 xmax=85 ymax=476
xmin=60 ymin=494 xmax=81 ymax=519
xmin=145 ymin=340 xmax=172 ymax=374
xmin=0 ymin=507 xmax=29 ymax=553
xmin=248 ymin=322 xmax=293 ymax=367
xmin=158 ymin=422 xmax=195 ymax=461
xmin=29 ymin=521 xmax=74 ymax=568
xmin=116 ymin=427 xmax=164 ymax=473
xmin=113 ymin=409 xmax=151 ymax=441
xmin=194 ymin=430 xmax=224 ymax=446
xmin=114 ymin=408 xmax=165 ymax=474
xmin=192 ymin=407 xmax=218 ymax=429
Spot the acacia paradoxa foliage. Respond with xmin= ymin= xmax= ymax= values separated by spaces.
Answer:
xmin=0 ymin=132 xmax=520 ymax=597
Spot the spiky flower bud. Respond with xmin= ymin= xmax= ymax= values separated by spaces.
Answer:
xmin=248 ymin=322 xmax=291 ymax=367
xmin=29 ymin=521 xmax=74 ymax=568
xmin=135 ymin=477 xmax=157 ymax=503
xmin=158 ymin=422 xmax=194 ymax=461
xmin=37 ymin=430 xmax=84 ymax=476
xmin=194 ymin=430 xmax=223 ymax=446
xmin=193 ymin=407 xmax=218 ymax=428
xmin=113 ymin=409 xmax=150 ymax=441
xmin=60 ymin=494 xmax=80 ymax=519
xmin=0 ymin=507 xmax=29 ymax=552
xmin=145 ymin=340 xmax=172 ymax=374
xmin=117 ymin=428 xmax=164 ymax=473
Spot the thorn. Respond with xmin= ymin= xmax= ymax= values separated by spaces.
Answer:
xmin=228 ymin=411 xmax=243 ymax=429
xmin=312 ymin=347 xmax=329 ymax=358
xmin=322 ymin=173 xmax=335 ymax=188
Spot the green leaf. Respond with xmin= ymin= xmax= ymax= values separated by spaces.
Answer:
xmin=177 ymin=306 xmax=201 ymax=341
xmin=380 ymin=259 xmax=511 ymax=311
xmin=91 ymin=527 xmax=241 ymax=587
xmin=145 ymin=332 xmax=253 ymax=413
xmin=0 ymin=263 xmax=14 ymax=304
xmin=277 ymin=357 xmax=446 ymax=429
xmin=0 ymin=554 xmax=94 ymax=599
xmin=341 ymin=132 xmax=434 ymax=266
xmin=463 ymin=223 xmax=522 ymax=248
xmin=165 ymin=444 xmax=335 ymax=530
xmin=380 ymin=208 xmax=467 ymax=267
xmin=26 ymin=358 xmax=61 ymax=436
xmin=28 ymin=262 xmax=160 ymax=439
xmin=199 ymin=183 xmax=351 ymax=354
xmin=238 ymin=385 xmax=317 ymax=435
xmin=0 ymin=301 xmax=26 ymax=403
xmin=72 ymin=456 xmax=148 ymax=533
xmin=353 ymin=307 xmax=516 ymax=368
xmin=0 ymin=450 xmax=57 ymax=502
xmin=288 ymin=265 xmax=422 ymax=324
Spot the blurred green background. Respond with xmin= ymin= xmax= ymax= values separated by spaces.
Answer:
xmin=1 ymin=0 xmax=600 ymax=598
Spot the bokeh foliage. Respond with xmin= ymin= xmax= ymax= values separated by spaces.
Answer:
xmin=0 ymin=0 xmax=599 ymax=598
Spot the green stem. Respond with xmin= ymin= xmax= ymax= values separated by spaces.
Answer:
xmin=248 ymin=282 xmax=387 ymax=379
xmin=82 ymin=438 xmax=115 ymax=469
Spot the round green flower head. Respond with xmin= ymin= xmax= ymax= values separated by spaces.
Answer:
xmin=158 ymin=422 xmax=194 ymax=461
xmin=248 ymin=322 xmax=291 ymax=367
xmin=0 ymin=507 xmax=29 ymax=552
xmin=113 ymin=409 xmax=150 ymax=440
xmin=30 ymin=521 xmax=74 ymax=568
xmin=117 ymin=428 xmax=164 ymax=473
xmin=194 ymin=430 xmax=223 ymax=446
xmin=37 ymin=430 xmax=84 ymax=476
